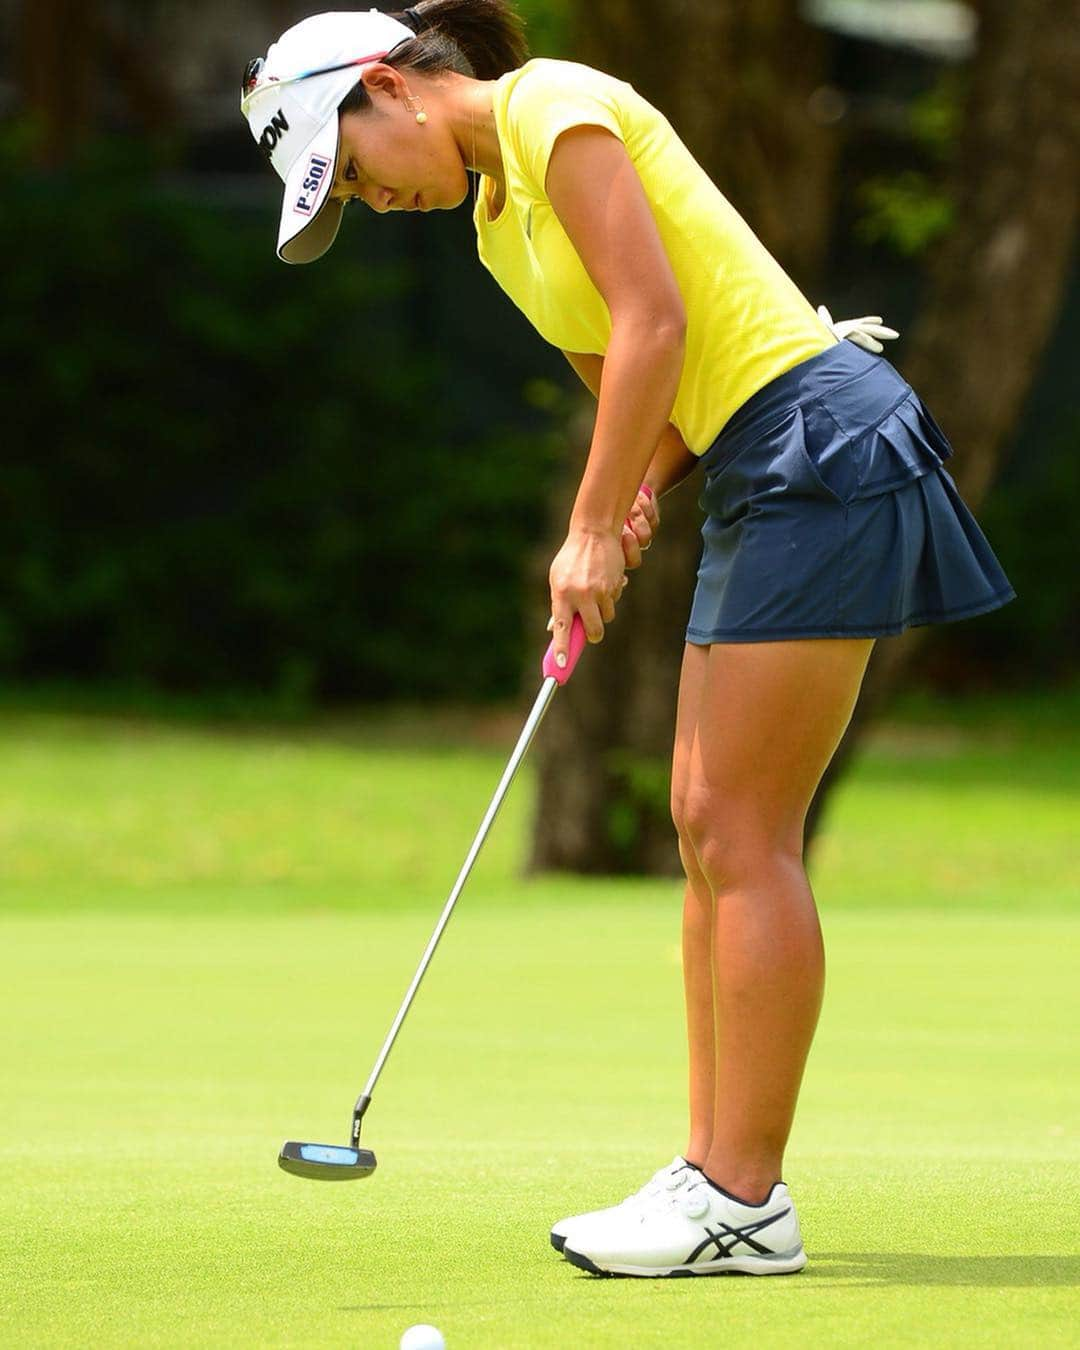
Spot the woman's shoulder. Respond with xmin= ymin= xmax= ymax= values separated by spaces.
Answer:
xmin=504 ymin=56 xmax=628 ymax=97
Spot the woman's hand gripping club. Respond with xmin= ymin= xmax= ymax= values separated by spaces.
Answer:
xmin=546 ymin=484 xmax=660 ymax=669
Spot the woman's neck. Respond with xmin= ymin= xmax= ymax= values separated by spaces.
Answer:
xmin=448 ymin=75 xmax=504 ymax=189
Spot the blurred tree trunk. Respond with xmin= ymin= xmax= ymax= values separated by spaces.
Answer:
xmin=17 ymin=1 xmax=177 ymax=161
xmin=20 ymin=0 xmax=100 ymax=166
xmin=804 ymin=0 xmax=1080 ymax=846
xmin=528 ymin=0 xmax=837 ymax=873
xmin=528 ymin=0 xmax=1079 ymax=875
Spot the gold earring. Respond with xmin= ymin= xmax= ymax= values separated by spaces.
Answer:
xmin=404 ymin=94 xmax=427 ymax=124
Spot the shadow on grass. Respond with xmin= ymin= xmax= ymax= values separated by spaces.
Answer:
xmin=335 ymin=1252 xmax=1080 ymax=1311
xmin=548 ymin=1253 xmax=1080 ymax=1288
xmin=808 ymin=1252 xmax=1080 ymax=1286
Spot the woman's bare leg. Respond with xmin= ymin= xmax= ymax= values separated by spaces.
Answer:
xmin=672 ymin=643 xmax=719 ymax=1168
xmin=672 ymin=637 xmax=875 ymax=1202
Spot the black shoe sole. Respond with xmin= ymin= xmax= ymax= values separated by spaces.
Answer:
xmin=563 ymin=1245 xmax=706 ymax=1278
xmin=561 ymin=1245 xmax=801 ymax=1278
xmin=563 ymin=1245 xmax=607 ymax=1274
xmin=550 ymin=1233 xmax=566 ymax=1253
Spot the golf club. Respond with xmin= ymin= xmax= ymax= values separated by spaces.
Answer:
xmin=278 ymin=614 xmax=589 ymax=1180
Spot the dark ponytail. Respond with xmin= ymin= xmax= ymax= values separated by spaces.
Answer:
xmin=339 ymin=0 xmax=530 ymax=115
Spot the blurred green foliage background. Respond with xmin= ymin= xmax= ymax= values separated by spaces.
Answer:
xmin=0 ymin=147 xmax=566 ymax=703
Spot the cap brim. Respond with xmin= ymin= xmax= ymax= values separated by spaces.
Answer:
xmin=276 ymin=117 xmax=343 ymax=265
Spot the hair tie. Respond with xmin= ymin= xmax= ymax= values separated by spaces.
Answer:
xmin=402 ymin=6 xmax=425 ymax=32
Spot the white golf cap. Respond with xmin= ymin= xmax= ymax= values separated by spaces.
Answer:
xmin=240 ymin=9 xmax=417 ymax=264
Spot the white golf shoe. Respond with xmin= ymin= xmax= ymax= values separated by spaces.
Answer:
xmin=549 ymin=1156 xmax=701 ymax=1254
xmin=561 ymin=1175 xmax=807 ymax=1277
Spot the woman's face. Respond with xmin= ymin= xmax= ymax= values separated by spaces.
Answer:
xmin=331 ymin=66 xmax=470 ymax=214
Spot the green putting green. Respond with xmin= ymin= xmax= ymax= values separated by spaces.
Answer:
xmin=1 ymin=704 xmax=1077 ymax=1346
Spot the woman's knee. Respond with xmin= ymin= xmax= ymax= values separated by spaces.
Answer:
xmin=678 ymin=835 xmax=714 ymax=909
xmin=680 ymin=784 xmax=802 ymax=889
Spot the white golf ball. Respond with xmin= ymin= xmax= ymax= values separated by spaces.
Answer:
xmin=400 ymin=1326 xmax=445 ymax=1350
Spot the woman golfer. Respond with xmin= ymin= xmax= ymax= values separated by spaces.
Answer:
xmin=241 ymin=2 xmax=1016 ymax=1277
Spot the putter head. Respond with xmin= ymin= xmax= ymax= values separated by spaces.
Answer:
xmin=278 ymin=1140 xmax=377 ymax=1180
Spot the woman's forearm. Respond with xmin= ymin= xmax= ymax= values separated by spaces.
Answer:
xmin=568 ymin=319 xmax=686 ymax=537
xmin=644 ymin=422 xmax=701 ymax=499
xmin=561 ymin=345 xmax=699 ymax=504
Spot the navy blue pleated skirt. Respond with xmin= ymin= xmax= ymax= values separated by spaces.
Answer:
xmin=686 ymin=341 xmax=1017 ymax=644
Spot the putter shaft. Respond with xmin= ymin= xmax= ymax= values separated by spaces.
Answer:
xmin=351 ymin=674 xmax=560 ymax=1144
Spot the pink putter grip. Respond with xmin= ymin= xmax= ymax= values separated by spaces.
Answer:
xmin=542 ymin=614 xmax=588 ymax=685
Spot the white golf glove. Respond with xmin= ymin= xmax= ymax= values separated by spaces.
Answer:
xmin=817 ymin=304 xmax=900 ymax=355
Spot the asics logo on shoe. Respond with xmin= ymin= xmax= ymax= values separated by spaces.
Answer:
xmin=685 ymin=1208 xmax=791 ymax=1264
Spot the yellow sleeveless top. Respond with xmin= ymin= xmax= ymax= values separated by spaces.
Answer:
xmin=473 ymin=58 xmax=837 ymax=454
